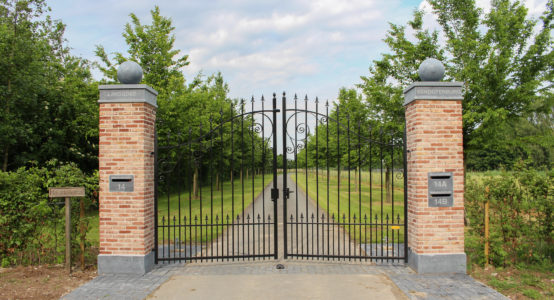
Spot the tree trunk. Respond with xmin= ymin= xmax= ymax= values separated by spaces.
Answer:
xmin=385 ymin=167 xmax=392 ymax=203
xmin=2 ymin=146 xmax=8 ymax=172
xmin=355 ymin=167 xmax=358 ymax=192
xmin=215 ymin=173 xmax=219 ymax=191
xmin=3 ymin=77 xmax=11 ymax=172
xmin=193 ymin=167 xmax=199 ymax=199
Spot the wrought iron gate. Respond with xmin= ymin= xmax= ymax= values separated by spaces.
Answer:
xmin=154 ymin=93 xmax=407 ymax=263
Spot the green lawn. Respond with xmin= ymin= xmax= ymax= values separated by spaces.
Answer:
xmin=291 ymin=169 xmax=405 ymax=243
xmin=157 ymin=174 xmax=273 ymax=243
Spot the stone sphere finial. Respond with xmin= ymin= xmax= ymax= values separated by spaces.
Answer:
xmin=418 ymin=58 xmax=445 ymax=81
xmin=117 ymin=61 xmax=143 ymax=84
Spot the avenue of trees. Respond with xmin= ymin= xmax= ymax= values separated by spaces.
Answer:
xmin=299 ymin=0 xmax=553 ymax=171
xmin=1 ymin=0 xmax=552 ymax=176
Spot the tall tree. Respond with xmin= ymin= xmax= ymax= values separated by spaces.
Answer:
xmin=428 ymin=0 xmax=553 ymax=169
xmin=96 ymin=7 xmax=271 ymax=189
xmin=0 ymin=0 xmax=98 ymax=171
xmin=358 ymin=0 xmax=553 ymax=170
xmin=95 ymin=5 xmax=189 ymax=103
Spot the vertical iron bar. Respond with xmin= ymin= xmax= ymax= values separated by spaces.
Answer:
xmin=336 ymin=104 xmax=340 ymax=259
xmin=162 ymin=217 xmax=165 ymax=261
xmin=272 ymin=93 xmax=279 ymax=259
xmin=167 ymin=166 xmax=171 ymax=261
xmin=226 ymin=215 xmax=229 ymax=259
xmin=315 ymin=97 xmax=319 ymax=259
xmin=194 ymin=216 xmax=198 ymax=261
xmin=391 ymin=132 xmax=395 ymax=261
xmin=173 ymin=216 xmax=176 ymax=262
xmin=380 ymin=128 xmax=383 ymax=263
xmin=282 ymin=92 xmax=288 ymax=259
xmin=189 ymin=128 xmax=193 ymax=262
xmin=199 ymin=130 xmax=203 ymax=262
xmin=358 ymin=120 xmax=362 ymax=261
xmin=386 ymin=214 xmax=389 ymax=259
xmin=241 ymin=99 xmax=245 ymax=261
xmin=261 ymin=96 xmax=266 ymax=258
xmin=210 ymin=117 xmax=214 ymax=261
xmin=304 ymin=95 xmax=308 ymax=258
xmin=364 ymin=214 xmax=368 ymax=261
xmin=369 ymin=127 xmax=372 ymax=261
xmin=294 ymin=94 xmax=299 ymax=257
xmin=220 ymin=109 xmax=224 ymax=261
xmin=251 ymin=97 xmax=255 ymax=259
xmin=326 ymin=101 xmax=330 ymax=260
xmin=231 ymin=102 xmax=235 ymax=260
xmin=178 ymin=166 xmax=182 ymax=262
xmin=347 ymin=114 xmax=351 ymax=261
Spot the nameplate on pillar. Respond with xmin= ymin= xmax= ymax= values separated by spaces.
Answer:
xmin=109 ymin=175 xmax=134 ymax=192
xmin=428 ymin=172 xmax=453 ymax=207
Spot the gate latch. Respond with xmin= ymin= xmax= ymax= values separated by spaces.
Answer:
xmin=284 ymin=187 xmax=294 ymax=199
xmin=271 ymin=188 xmax=279 ymax=201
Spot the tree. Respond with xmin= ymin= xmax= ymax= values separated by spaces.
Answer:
xmin=0 ymin=0 xmax=98 ymax=172
xmin=96 ymin=7 xmax=272 ymax=191
xmin=95 ymin=5 xmax=189 ymax=103
xmin=358 ymin=0 xmax=553 ymax=170
xmin=429 ymin=0 xmax=553 ymax=169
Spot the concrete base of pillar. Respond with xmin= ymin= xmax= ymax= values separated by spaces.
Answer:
xmin=98 ymin=251 xmax=154 ymax=275
xmin=408 ymin=248 xmax=466 ymax=274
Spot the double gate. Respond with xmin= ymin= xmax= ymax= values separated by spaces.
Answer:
xmin=155 ymin=93 xmax=407 ymax=264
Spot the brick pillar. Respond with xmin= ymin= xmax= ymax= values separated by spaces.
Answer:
xmin=404 ymin=80 xmax=466 ymax=273
xmin=97 ymin=84 xmax=157 ymax=274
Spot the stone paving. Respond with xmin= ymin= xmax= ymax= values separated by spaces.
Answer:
xmin=62 ymin=261 xmax=507 ymax=300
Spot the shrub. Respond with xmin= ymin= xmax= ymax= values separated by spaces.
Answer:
xmin=0 ymin=160 xmax=98 ymax=266
xmin=465 ymin=165 xmax=553 ymax=267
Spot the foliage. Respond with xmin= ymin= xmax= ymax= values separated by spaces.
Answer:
xmin=358 ymin=0 xmax=553 ymax=170
xmin=359 ymin=10 xmax=444 ymax=134
xmin=465 ymin=166 xmax=553 ymax=267
xmin=94 ymin=6 xmax=188 ymax=103
xmin=0 ymin=0 xmax=99 ymax=173
xmin=0 ymin=160 xmax=98 ymax=266
xmin=96 ymin=6 xmax=271 ymax=188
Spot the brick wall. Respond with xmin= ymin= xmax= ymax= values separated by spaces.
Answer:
xmin=98 ymin=102 xmax=156 ymax=256
xmin=405 ymin=100 xmax=464 ymax=254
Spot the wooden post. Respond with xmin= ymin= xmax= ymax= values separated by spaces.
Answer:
xmin=484 ymin=200 xmax=490 ymax=268
xmin=65 ymin=197 xmax=71 ymax=274
xmin=79 ymin=198 xmax=85 ymax=271
xmin=48 ymin=187 xmax=85 ymax=275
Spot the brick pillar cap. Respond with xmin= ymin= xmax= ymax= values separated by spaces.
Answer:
xmin=403 ymin=81 xmax=463 ymax=106
xmin=99 ymin=84 xmax=158 ymax=107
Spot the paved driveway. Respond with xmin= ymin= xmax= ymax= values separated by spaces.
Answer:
xmin=64 ymin=261 xmax=507 ymax=300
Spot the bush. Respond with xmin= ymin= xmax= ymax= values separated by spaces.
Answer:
xmin=465 ymin=165 xmax=553 ymax=267
xmin=0 ymin=160 xmax=98 ymax=266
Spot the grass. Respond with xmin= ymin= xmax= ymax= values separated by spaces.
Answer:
xmin=291 ymin=169 xmax=405 ymax=243
xmin=471 ymin=263 xmax=554 ymax=299
xmin=157 ymin=173 xmax=273 ymax=243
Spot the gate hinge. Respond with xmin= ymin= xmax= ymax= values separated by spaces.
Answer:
xmin=271 ymin=188 xmax=279 ymax=201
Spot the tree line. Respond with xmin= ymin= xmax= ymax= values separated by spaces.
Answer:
xmin=1 ymin=0 xmax=552 ymax=178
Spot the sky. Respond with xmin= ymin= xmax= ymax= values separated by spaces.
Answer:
xmin=48 ymin=0 xmax=548 ymax=102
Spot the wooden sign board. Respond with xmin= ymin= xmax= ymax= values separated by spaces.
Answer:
xmin=49 ymin=187 xmax=85 ymax=198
